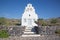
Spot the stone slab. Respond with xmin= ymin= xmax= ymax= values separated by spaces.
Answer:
xmin=21 ymin=35 xmax=42 ymax=37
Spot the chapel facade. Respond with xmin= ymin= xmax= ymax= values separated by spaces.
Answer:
xmin=21 ymin=3 xmax=38 ymax=27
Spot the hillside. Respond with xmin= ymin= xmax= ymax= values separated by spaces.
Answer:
xmin=0 ymin=17 xmax=60 ymax=26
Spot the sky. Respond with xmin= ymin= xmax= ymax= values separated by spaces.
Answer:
xmin=0 ymin=0 xmax=60 ymax=19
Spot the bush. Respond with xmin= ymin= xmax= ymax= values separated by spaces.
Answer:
xmin=0 ymin=30 xmax=9 ymax=38
xmin=55 ymin=29 xmax=60 ymax=35
xmin=42 ymin=23 xmax=47 ymax=26
xmin=50 ymin=19 xmax=57 ymax=24
xmin=0 ymin=17 xmax=6 ymax=25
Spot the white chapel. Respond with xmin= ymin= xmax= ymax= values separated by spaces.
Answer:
xmin=21 ymin=3 xmax=38 ymax=27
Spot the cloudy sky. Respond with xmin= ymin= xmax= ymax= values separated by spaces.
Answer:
xmin=0 ymin=0 xmax=60 ymax=19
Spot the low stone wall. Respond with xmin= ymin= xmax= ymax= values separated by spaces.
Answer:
xmin=0 ymin=26 xmax=25 ymax=36
xmin=37 ymin=26 xmax=60 ymax=35
xmin=6 ymin=26 xmax=25 ymax=36
xmin=0 ymin=26 xmax=60 ymax=40
xmin=0 ymin=26 xmax=60 ymax=35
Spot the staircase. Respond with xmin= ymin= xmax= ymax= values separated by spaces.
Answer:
xmin=21 ymin=26 xmax=41 ymax=37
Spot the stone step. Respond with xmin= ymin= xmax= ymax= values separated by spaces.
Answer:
xmin=25 ymin=28 xmax=32 ymax=30
xmin=25 ymin=30 xmax=31 ymax=32
xmin=24 ymin=32 xmax=35 ymax=35
xmin=27 ymin=27 xmax=33 ymax=28
xmin=25 ymin=28 xmax=33 ymax=30
xmin=21 ymin=35 xmax=42 ymax=37
xmin=26 ymin=27 xmax=33 ymax=29
xmin=24 ymin=33 xmax=34 ymax=35
xmin=24 ymin=32 xmax=34 ymax=34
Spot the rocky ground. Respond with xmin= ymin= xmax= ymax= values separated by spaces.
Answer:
xmin=0 ymin=26 xmax=60 ymax=40
xmin=0 ymin=35 xmax=60 ymax=40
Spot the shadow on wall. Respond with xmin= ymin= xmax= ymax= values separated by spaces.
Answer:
xmin=31 ymin=26 xmax=39 ymax=34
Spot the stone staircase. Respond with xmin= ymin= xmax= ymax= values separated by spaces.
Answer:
xmin=21 ymin=26 xmax=41 ymax=37
xmin=24 ymin=27 xmax=35 ymax=35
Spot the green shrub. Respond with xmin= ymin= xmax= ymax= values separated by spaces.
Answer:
xmin=50 ymin=19 xmax=57 ymax=24
xmin=55 ymin=29 xmax=60 ymax=35
xmin=0 ymin=30 xmax=9 ymax=38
